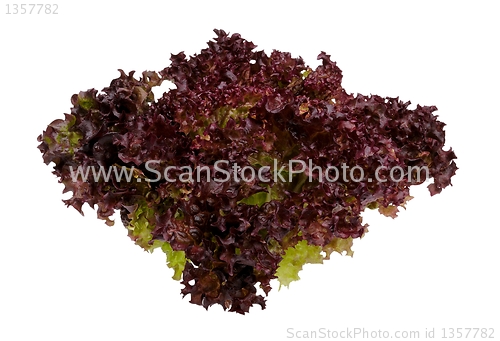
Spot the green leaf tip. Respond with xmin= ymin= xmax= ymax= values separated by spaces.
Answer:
xmin=127 ymin=200 xmax=186 ymax=280
xmin=161 ymin=242 xmax=186 ymax=281
xmin=275 ymin=240 xmax=323 ymax=289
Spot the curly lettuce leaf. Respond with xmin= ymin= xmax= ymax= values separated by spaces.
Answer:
xmin=276 ymin=240 xmax=324 ymax=289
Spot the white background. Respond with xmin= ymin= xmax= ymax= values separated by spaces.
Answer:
xmin=1 ymin=1 xmax=499 ymax=340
